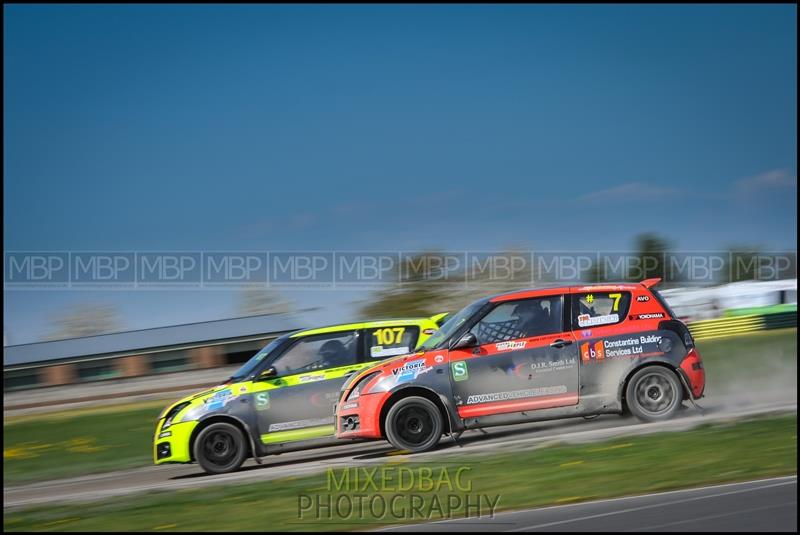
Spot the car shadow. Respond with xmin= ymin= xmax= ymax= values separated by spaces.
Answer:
xmin=169 ymin=443 xmax=396 ymax=480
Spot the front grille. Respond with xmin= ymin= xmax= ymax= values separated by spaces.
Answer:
xmin=156 ymin=442 xmax=172 ymax=460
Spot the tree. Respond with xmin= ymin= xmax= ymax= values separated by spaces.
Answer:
xmin=360 ymin=250 xmax=536 ymax=319
xmin=630 ymin=233 xmax=672 ymax=284
xmin=237 ymin=288 xmax=294 ymax=317
xmin=360 ymin=252 xmax=455 ymax=318
xmin=45 ymin=303 xmax=123 ymax=341
xmin=722 ymin=247 xmax=765 ymax=283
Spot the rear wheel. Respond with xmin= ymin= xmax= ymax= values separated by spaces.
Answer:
xmin=384 ymin=396 xmax=443 ymax=453
xmin=626 ymin=367 xmax=683 ymax=422
xmin=193 ymin=422 xmax=248 ymax=475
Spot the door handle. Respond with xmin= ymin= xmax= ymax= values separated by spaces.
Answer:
xmin=550 ymin=339 xmax=573 ymax=348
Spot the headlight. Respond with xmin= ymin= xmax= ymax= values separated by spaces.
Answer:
xmin=345 ymin=372 xmax=381 ymax=402
xmin=161 ymin=402 xmax=190 ymax=429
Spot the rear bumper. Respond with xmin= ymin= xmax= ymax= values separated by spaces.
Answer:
xmin=335 ymin=393 xmax=384 ymax=440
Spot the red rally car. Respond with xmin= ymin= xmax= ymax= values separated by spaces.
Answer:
xmin=335 ymin=278 xmax=705 ymax=452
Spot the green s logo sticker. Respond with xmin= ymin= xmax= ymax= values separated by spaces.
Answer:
xmin=255 ymin=392 xmax=270 ymax=410
xmin=451 ymin=361 xmax=469 ymax=382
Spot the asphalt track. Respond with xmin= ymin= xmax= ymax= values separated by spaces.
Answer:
xmin=3 ymin=398 xmax=796 ymax=510
xmin=376 ymin=476 xmax=798 ymax=532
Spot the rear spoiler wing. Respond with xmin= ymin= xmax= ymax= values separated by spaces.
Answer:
xmin=641 ymin=278 xmax=662 ymax=289
xmin=430 ymin=312 xmax=450 ymax=326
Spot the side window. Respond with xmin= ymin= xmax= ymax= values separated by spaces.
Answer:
xmin=271 ymin=331 xmax=358 ymax=375
xmin=368 ymin=326 xmax=420 ymax=359
xmin=571 ymin=292 xmax=631 ymax=329
xmin=470 ymin=296 xmax=564 ymax=345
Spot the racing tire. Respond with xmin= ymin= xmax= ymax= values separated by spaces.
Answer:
xmin=384 ymin=396 xmax=443 ymax=453
xmin=625 ymin=366 xmax=683 ymax=422
xmin=193 ymin=422 xmax=248 ymax=475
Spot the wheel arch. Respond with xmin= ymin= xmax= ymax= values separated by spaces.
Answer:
xmin=188 ymin=415 xmax=257 ymax=462
xmin=619 ymin=361 xmax=689 ymax=412
xmin=378 ymin=386 xmax=457 ymax=439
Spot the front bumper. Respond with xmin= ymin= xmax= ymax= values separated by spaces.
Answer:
xmin=153 ymin=420 xmax=198 ymax=464
xmin=335 ymin=393 xmax=384 ymax=440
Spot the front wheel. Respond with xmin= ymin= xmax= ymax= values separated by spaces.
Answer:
xmin=193 ymin=422 xmax=248 ymax=475
xmin=625 ymin=366 xmax=683 ymax=422
xmin=384 ymin=396 xmax=443 ymax=453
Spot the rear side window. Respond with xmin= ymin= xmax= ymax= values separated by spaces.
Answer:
xmin=368 ymin=326 xmax=420 ymax=359
xmin=571 ymin=291 xmax=631 ymax=329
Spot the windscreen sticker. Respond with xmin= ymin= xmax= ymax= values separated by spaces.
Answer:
xmin=577 ymin=313 xmax=619 ymax=327
xmin=371 ymin=345 xmax=411 ymax=358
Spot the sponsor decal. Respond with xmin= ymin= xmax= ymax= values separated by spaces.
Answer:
xmin=495 ymin=340 xmax=526 ymax=351
xmin=158 ymin=431 xmax=172 ymax=438
xmin=520 ymin=357 xmax=578 ymax=377
xmin=204 ymin=388 xmax=235 ymax=411
xmin=238 ymin=385 xmax=249 ymax=394
xmin=577 ymin=313 xmax=619 ymax=327
xmin=434 ymin=354 xmax=445 ymax=363
xmin=636 ymin=295 xmax=650 ymax=302
xmin=603 ymin=335 xmax=662 ymax=358
xmin=423 ymin=328 xmax=436 ymax=335
xmin=387 ymin=359 xmax=430 ymax=384
xmin=371 ymin=345 xmax=410 ymax=358
xmin=629 ymin=313 xmax=665 ymax=320
xmin=466 ymin=385 xmax=567 ymax=405
xmin=392 ymin=360 xmax=426 ymax=376
xmin=582 ymin=335 xmax=665 ymax=360
xmin=255 ymin=392 xmax=271 ymax=410
xmin=299 ymin=373 xmax=326 ymax=383
xmin=580 ymin=341 xmax=605 ymax=362
xmin=341 ymin=401 xmax=358 ymax=410
xmin=585 ymin=294 xmax=595 ymax=304
xmin=580 ymin=329 xmax=593 ymax=338
xmin=268 ymin=417 xmax=333 ymax=432
xmin=451 ymin=361 xmax=469 ymax=382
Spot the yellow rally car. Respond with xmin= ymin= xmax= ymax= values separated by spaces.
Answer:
xmin=154 ymin=314 xmax=448 ymax=474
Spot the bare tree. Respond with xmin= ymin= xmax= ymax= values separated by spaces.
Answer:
xmin=360 ymin=250 xmax=534 ymax=319
xmin=44 ymin=303 xmax=123 ymax=341
xmin=237 ymin=288 xmax=294 ymax=317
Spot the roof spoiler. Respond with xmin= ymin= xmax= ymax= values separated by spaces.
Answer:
xmin=430 ymin=312 xmax=450 ymax=326
xmin=641 ymin=278 xmax=662 ymax=289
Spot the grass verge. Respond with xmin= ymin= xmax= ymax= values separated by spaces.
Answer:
xmin=3 ymin=414 xmax=797 ymax=532
xmin=3 ymin=328 xmax=796 ymax=486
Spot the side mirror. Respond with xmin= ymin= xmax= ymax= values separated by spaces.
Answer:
xmin=258 ymin=366 xmax=277 ymax=380
xmin=450 ymin=332 xmax=478 ymax=350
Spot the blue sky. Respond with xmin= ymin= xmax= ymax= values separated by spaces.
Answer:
xmin=4 ymin=4 xmax=797 ymax=344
